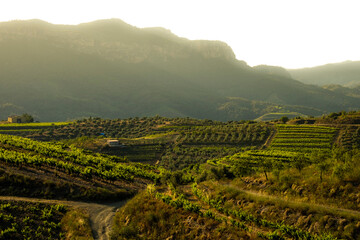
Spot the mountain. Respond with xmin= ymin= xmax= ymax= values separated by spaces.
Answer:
xmin=252 ymin=65 xmax=292 ymax=79
xmin=288 ymin=61 xmax=360 ymax=87
xmin=0 ymin=19 xmax=359 ymax=121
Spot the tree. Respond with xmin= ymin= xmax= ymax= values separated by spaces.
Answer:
xmin=317 ymin=162 xmax=330 ymax=182
xmin=310 ymin=150 xmax=331 ymax=182
xmin=259 ymin=157 xmax=273 ymax=180
xmin=21 ymin=113 xmax=34 ymax=123
xmin=280 ymin=116 xmax=289 ymax=123
xmin=292 ymin=154 xmax=308 ymax=173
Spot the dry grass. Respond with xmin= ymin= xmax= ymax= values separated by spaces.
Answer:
xmin=61 ymin=208 xmax=93 ymax=240
xmin=111 ymin=191 xmax=253 ymax=240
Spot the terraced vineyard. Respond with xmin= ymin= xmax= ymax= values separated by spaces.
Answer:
xmin=205 ymin=124 xmax=339 ymax=179
xmin=207 ymin=149 xmax=302 ymax=179
xmin=337 ymin=126 xmax=360 ymax=149
xmin=175 ymin=123 xmax=271 ymax=145
xmin=270 ymin=125 xmax=338 ymax=152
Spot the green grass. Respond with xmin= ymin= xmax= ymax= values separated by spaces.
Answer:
xmin=0 ymin=129 xmax=41 ymax=132
xmin=255 ymin=112 xmax=306 ymax=121
xmin=0 ymin=122 xmax=71 ymax=128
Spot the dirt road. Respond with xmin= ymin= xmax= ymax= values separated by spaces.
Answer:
xmin=0 ymin=196 xmax=128 ymax=240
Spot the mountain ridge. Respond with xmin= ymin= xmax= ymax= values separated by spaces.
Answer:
xmin=0 ymin=19 xmax=359 ymax=121
xmin=287 ymin=60 xmax=360 ymax=87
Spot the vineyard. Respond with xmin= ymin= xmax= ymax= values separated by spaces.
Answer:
xmin=190 ymin=183 xmax=336 ymax=240
xmin=190 ymin=182 xmax=359 ymax=239
xmin=204 ymin=124 xmax=340 ymax=181
xmin=208 ymin=149 xmax=303 ymax=179
xmin=0 ymin=133 xmax=164 ymax=203
xmin=0 ymin=134 xmax=160 ymax=182
xmin=112 ymin=183 xmax=342 ymax=239
xmin=0 ymin=201 xmax=66 ymax=240
xmin=13 ymin=117 xmax=223 ymax=140
xmin=337 ymin=126 xmax=360 ymax=149
xmin=2 ymin=114 xmax=360 ymax=239
xmin=35 ymin=118 xmax=273 ymax=170
xmin=175 ymin=123 xmax=272 ymax=145
xmin=161 ymin=145 xmax=242 ymax=170
xmin=270 ymin=125 xmax=338 ymax=152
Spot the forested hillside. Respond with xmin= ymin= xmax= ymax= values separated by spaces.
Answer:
xmin=0 ymin=19 xmax=360 ymax=121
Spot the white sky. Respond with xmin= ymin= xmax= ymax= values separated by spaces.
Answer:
xmin=0 ymin=0 xmax=359 ymax=69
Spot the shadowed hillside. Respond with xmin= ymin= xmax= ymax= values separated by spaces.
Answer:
xmin=288 ymin=61 xmax=360 ymax=87
xmin=1 ymin=19 xmax=359 ymax=121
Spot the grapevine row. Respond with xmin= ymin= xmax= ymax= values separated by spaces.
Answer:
xmin=191 ymin=184 xmax=335 ymax=240
xmin=0 ymin=134 xmax=160 ymax=181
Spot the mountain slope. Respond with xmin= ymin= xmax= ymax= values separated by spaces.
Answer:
xmin=0 ymin=19 xmax=359 ymax=121
xmin=288 ymin=61 xmax=360 ymax=87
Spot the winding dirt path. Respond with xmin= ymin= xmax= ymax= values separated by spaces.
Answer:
xmin=0 ymin=196 xmax=128 ymax=240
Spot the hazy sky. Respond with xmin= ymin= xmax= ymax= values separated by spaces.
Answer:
xmin=0 ymin=0 xmax=359 ymax=68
